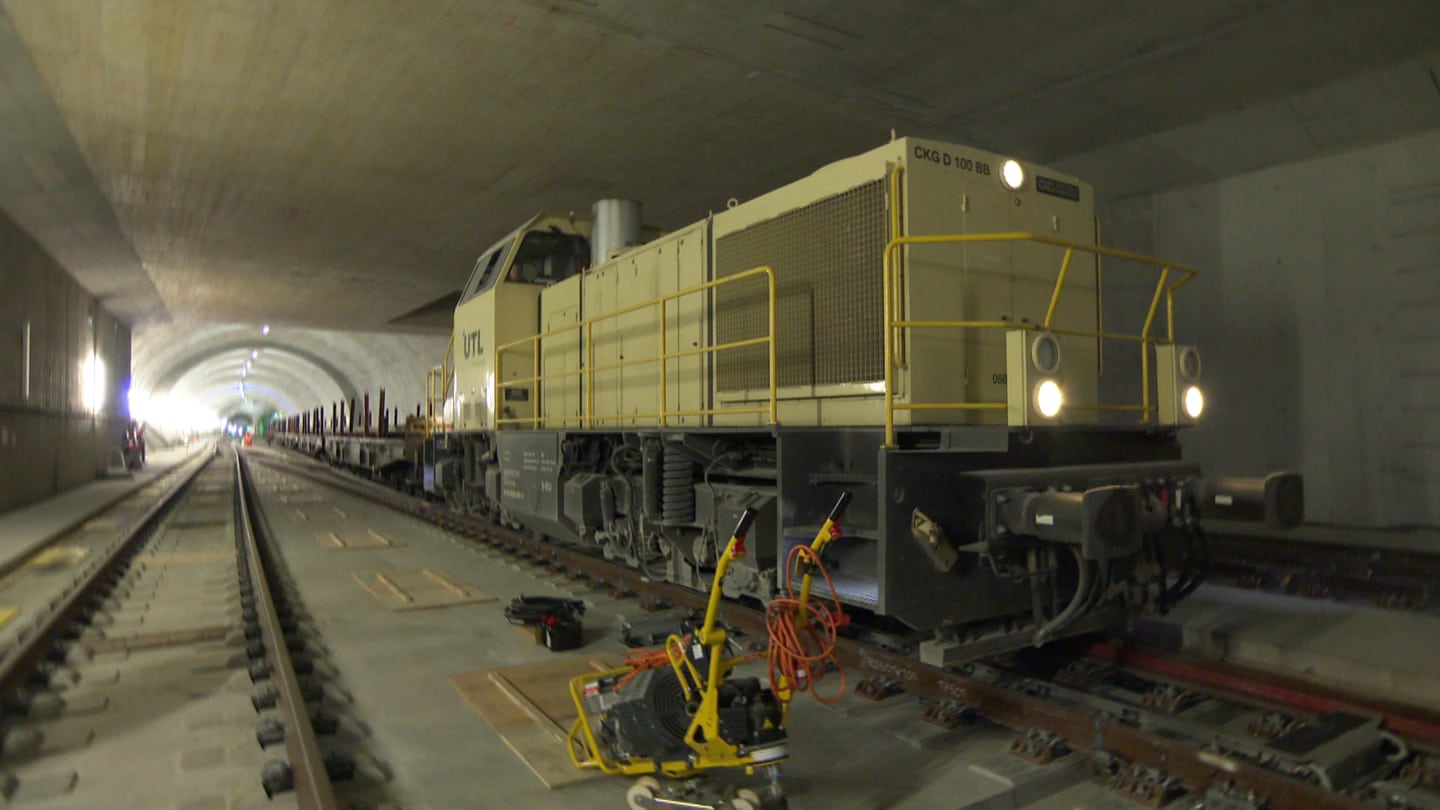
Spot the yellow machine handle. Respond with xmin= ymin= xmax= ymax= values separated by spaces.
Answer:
xmin=796 ymin=491 xmax=852 ymax=610
xmin=698 ymin=508 xmax=758 ymax=646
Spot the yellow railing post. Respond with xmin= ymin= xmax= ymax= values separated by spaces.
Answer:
xmin=421 ymin=333 xmax=456 ymax=435
xmin=1139 ymin=267 xmax=1170 ymax=424
xmin=767 ymin=268 xmax=778 ymax=425
xmin=883 ymin=241 xmax=896 ymax=447
xmin=531 ymin=335 xmax=540 ymax=429
xmin=586 ymin=322 xmax=594 ymax=429
xmin=1043 ymin=248 xmax=1074 ymax=330
xmin=659 ymin=300 xmax=668 ymax=427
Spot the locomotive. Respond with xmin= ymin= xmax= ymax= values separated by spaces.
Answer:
xmin=274 ymin=136 xmax=1300 ymax=662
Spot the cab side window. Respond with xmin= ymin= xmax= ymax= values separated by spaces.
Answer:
xmin=459 ymin=243 xmax=511 ymax=302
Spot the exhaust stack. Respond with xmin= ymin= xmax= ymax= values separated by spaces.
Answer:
xmin=591 ymin=199 xmax=642 ymax=266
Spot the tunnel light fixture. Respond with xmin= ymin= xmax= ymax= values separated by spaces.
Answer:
xmin=127 ymin=387 xmax=146 ymax=421
xmin=251 ymin=349 xmax=259 ymax=360
xmin=1034 ymin=379 xmax=1063 ymax=419
xmin=261 ymin=324 xmax=270 ymax=336
xmin=1184 ymin=386 xmax=1205 ymax=419
xmin=1001 ymin=159 xmax=1025 ymax=191
xmin=81 ymin=354 xmax=105 ymax=415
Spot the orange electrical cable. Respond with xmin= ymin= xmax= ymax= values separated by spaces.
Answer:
xmin=765 ymin=543 xmax=847 ymax=704
xmin=615 ymin=635 xmax=688 ymax=692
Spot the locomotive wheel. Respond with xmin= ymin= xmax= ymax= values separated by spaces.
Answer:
xmin=626 ymin=776 xmax=662 ymax=810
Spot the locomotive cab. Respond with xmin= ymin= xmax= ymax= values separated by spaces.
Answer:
xmin=451 ymin=215 xmax=592 ymax=432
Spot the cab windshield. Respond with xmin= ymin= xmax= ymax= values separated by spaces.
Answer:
xmin=506 ymin=230 xmax=591 ymax=286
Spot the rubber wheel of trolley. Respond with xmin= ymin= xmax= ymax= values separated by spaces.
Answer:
xmin=627 ymin=776 xmax=662 ymax=810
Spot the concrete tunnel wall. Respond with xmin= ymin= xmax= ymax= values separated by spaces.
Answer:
xmin=1098 ymin=128 xmax=1440 ymax=528
xmin=0 ymin=208 xmax=131 ymax=514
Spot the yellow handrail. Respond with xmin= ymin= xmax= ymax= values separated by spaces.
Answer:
xmin=881 ymin=220 xmax=1198 ymax=447
xmin=420 ymin=333 xmax=455 ymax=436
xmin=494 ymin=265 xmax=778 ymax=429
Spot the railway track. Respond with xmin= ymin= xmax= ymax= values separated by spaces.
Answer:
xmin=0 ymin=447 xmax=344 ymax=808
xmin=234 ymin=450 xmax=342 ymax=808
xmin=1206 ymin=529 xmax=1440 ymax=611
xmin=250 ymin=445 xmax=1440 ymax=810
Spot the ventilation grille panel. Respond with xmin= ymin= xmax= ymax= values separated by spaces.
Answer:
xmin=714 ymin=180 xmax=887 ymax=392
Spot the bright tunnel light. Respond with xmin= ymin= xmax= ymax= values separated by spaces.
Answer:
xmin=1184 ymin=385 xmax=1205 ymax=419
xmin=81 ymin=354 xmax=105 ymax=414
xmin=127 ymin=388 xmax=221 ymax=435
xmin=1035 ymin=379 xmax=1063 ymax=419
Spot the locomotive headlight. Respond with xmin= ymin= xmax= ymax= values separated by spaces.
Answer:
xmin=1183 ymin=385 xmax=1204 ymax=419
xmin=1034 ymin=379 xmax=1063 ymax=418
xmin=1001 ymin=159 xmax=1025 ymax=190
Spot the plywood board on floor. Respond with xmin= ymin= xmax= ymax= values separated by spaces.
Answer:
xmin=27 ymin=547 xmax=91 ymax=569
xmin=450 ymin=655 xmax=619 ymax=789
xmin=315 ymin=530 xmax=403 ymax=550
xmin=352 ymin=568 xmax=495 ymax=610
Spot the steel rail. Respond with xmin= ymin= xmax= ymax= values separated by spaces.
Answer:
xmin=233 ymin=450 xmax=339 ymax=810
xmin=1206 ymin=533 xmax=1440 ymax=611
xmin=0 ymin=448 xmax=215 ymax=698
xmin=249 ymin=448 xmax=1375 ymax=810
xmin=1087 ymin=641 xmax=1440 ymax=749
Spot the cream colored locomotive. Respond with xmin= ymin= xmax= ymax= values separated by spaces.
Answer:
xmin=323 ymin=137 xmax=1301 ymax=659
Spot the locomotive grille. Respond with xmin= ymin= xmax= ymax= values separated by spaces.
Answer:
xmin=714 ymin=179 xmax=887 ymax=391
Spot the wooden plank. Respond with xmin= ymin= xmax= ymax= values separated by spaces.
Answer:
xmin=316 ymin=530 xmax=404 ymax=551
xmin=490 ymin=671 xmax=568 ymax=742
xmin=27 ymin=547 xmax=91 ymax=569
xmin=450 ymin=655 xmax=618 ymax=789
xmin=352 ymin=569 xmax=495 ymax=611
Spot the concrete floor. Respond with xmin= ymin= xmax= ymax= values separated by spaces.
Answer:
xmin=1148 ymin=583 xmax=1440 ymax=714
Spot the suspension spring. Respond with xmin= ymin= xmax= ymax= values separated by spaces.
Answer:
xmin=661 ymin=447 xmax=695 ymax=526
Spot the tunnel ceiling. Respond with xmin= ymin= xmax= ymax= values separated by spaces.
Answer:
xmin=0 ymin=1 xmax=1437 ymax=426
